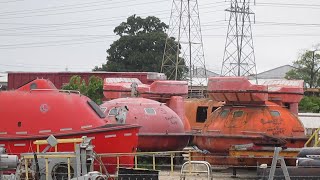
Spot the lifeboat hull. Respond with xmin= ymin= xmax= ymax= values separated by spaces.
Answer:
xmin=194 ymin=134 xmax=307 ymax=153
xmin=0 ymin=124 xmax=139 ymax=174
xmin=138 ymin=133 xmax=191 ymax=151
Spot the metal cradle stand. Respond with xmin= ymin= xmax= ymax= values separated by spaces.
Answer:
xmin=268 ymin=147 xmax=290 ymax=180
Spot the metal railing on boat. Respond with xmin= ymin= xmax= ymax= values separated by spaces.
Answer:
xmin=305 ymin=127 xmax=320 ymax=147
xmin=33 ymin=138 xmax=83 ymax=152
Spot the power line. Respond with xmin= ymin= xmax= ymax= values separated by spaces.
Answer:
xmin=0 ymin=36 xmax=114 ymax=49
xmin=0 ymin=39 xmax=108 ymax=49
xmin=0 ymin=0 xmax=133 ymax=16
xmin=0 ymin=0 xmax=24 ymax=4
xmin=257 ymin=2 xmax=320 ymax=8
xmin=0 ymin=3 xmax=225 ymax=33
xmin=0 ymin=0 xmax=167 ymax=20
xmin=0 ymin=33 xmax=115 ymax=38
xmin=0 ymin=0 xmax=227 ymax=16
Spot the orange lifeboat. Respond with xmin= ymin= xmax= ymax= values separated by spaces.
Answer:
xmin=194 ymin=77 xmax=307 ymax=154
xmin=0 ymin=79 xmax=140 ymax=173
xmin=101 ymin=78 xmax=191 ymax=151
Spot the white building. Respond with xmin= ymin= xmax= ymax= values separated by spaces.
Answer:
xmin=0 ymin=72 xmax=7 ymax=90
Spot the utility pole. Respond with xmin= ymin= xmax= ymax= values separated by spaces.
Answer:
xmin=221 ymin=0 xmax=257 ymax=81
xmin=161 ymin=0 xmax=207 ymax=88
xmin=310 ymin=49 xmax=320 ymax=88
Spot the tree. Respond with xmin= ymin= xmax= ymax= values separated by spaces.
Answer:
xmin=93 ymin=15 xmax=187 ymax=79
xmin=299 ymin=96 xmax=320 ymax=113
xmin=62 ymin=75 xmax=104 ymax=104
xmin=285 ymin=50 xmax=320 ymax=88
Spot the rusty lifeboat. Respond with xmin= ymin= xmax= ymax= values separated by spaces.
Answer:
xmin=193 ymin=77 xmax=307 ymax=154
xmin=0 ymin=79 xmax=140 ymax=173
xmin=101 ymin=78 xmax=191 ymax=151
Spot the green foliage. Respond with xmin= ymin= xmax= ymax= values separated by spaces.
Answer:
xmin=299 ymin=96 xmax=320 ymax=113
xmin=285 ymin=50 xmax=320 ymax=88
xmin=62 ymin=75 xmax=103 ymax=105
xmin=93 ymin=15 xmax=187 ymax=79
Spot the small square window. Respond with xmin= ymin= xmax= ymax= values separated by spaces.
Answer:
xmin=145 ymin=108 xmax=156 ymax=115
xmin=233 ymin=111 xmax=243 ymax=118
xmin=270 ymin=111 xmax=280 ymax=117
xmin=220 ymin=109 xmax=230 ymax=118
xmin=108 ymin=108 xmax=118 ymax=116
xmin=100 ymin=107 xmax=107 ymax=113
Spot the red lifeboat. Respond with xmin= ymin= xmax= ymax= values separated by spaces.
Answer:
xmin=0 ymin=79 xmax=140 ymax=173
xmin=194 ymin=77 xmax=307 ymax=154
xmin=101 ymin=78 xmax=191 ymax=151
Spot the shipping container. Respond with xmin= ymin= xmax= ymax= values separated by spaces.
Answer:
xmin=7 ymin=72 xmax=166 ymax=90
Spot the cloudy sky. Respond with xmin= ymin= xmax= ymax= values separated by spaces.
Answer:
xmin=0 ymin=0 xmax=319 ymax=74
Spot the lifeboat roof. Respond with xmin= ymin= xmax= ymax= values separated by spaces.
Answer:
xmin=207 ymin=77 xmax=304 ymax=104
xmin=17 ymin=79 xmax=57 ymax=91
xmin=103 ymin=97 xmax=162 ymax=105
xmin=103 ymin=78 xmax=188 ymax=100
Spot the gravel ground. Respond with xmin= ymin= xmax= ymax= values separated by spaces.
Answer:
xmin=158 ymin=168 xmax=258 ymax=180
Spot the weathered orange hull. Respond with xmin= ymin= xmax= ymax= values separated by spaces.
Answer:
xmin=184 ymin=98 xmax=223 ymax=131
xmin=194 ymin=103 xmax=306 ymax=153
xmin=194 ymin=134 xmax=307 ymax=153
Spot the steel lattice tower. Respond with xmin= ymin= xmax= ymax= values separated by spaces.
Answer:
xmin=221 ymin=0 xmax=257 ymax=80
xmin=161 ymin=0 xmax=207 ymax=86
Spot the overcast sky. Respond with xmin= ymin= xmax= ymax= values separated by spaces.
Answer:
xmin=0 ymin=0 xmax=319 ymax=74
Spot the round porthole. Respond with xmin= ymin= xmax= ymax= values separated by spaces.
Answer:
xmin=30 ymin=83 xmax=37 ymax=90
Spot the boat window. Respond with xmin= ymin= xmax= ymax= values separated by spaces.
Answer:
xmin=87 ymin=100 xmax=106 ymax=119
xmin=145 ymin=108 xmax=156 ymax=115
xmin=270 ymin=110 xmax=280 ymax=117
xmin=211 ymin=107 xmax=218 ymax=112
xmin=233 ymin=111 xmax=244 ymax=118
xmin=220 ymin=109 xmax=230 ymax=118
xmin=196 ymin=106 xmax=208 ymax=123
xmin=108 ymin=108 xmax=118 ymax=116
xmin=100 ymin=107 xmax=107 ymax=113
xmin=284 ymin=103 xmax=290 ymax=110
xmin=30 ymin=83 xmax=37 ymax=90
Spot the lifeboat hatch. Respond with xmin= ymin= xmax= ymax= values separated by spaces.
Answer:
xmin=196 ymin=106 xmax=208 ymax=123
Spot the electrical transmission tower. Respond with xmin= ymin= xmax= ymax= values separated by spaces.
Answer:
xmin=161 ymin=0 xmax=207 ymax=87
xmin=221 ymin=0 xmax=257 ymax=80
